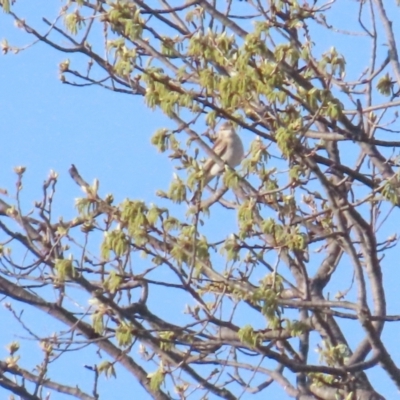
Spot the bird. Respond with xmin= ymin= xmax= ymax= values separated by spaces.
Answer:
xmin=191 ymin=121 xmax=244 ymax=200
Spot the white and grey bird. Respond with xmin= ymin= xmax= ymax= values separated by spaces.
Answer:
xmin=201 ymin=121 xmax=244 ymax=186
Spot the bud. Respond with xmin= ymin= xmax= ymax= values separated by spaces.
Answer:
xmin=13 ymin=166 xmax=26 ymax=175
xmin=105 ymin=194 xmax=114 ymax=204
xmin=49 ymin=169 xmax=59 ymax=179
xmin=59 ymin=59 xmax=70 ymax=72
xmin=14 ymin=19 xmax=25 ymax=29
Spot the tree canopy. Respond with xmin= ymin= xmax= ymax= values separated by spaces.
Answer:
xmin=1 ymin=1 xmax=400 ymax=399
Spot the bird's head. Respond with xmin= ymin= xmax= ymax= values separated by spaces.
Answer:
xmin=218 ymin=121 xmax=235 ymax=138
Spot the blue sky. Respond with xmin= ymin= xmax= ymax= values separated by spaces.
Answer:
xmin=1 ymin=1 xmax=400 ymax=399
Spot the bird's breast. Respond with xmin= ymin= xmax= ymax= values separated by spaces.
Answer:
xmin=223 ymin=137 xmax=244 ymax=167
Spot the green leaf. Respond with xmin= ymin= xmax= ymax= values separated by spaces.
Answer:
xmin=220 ymin=235 xmax=240 ymax=262
xmin=101 ymin=230 xmax=129 ymax=259
xmin=159 ymin=331 xmax=174 ymax=351
xmin=116 ymin=322 xmax=133 ymax=347
xmin=376 ymin=73 xmax=392 ymax=96
xmin=238 ymin=325 xmax=259 ymax=347
xmin=103 ymin=270 xmax=122 ymax=294
xmin=91 ymin=311 xmax=104 ymax=334
xmin=54 ymin=257 xmax=75 ymax=281
xmin=98 ymin=361 xmax=117 ymax=379
xmin=148 ymin=364 xmax=165 ymax=391
xmin=151 ymin=129 xmax=169 ymax=152
xmin=64 ymin=12 xmax=85 ymax=35
xmin=168 ymin=175 xmax=187 ymax=203
xmin=1 ymin=0 xmax=10 ymax=13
